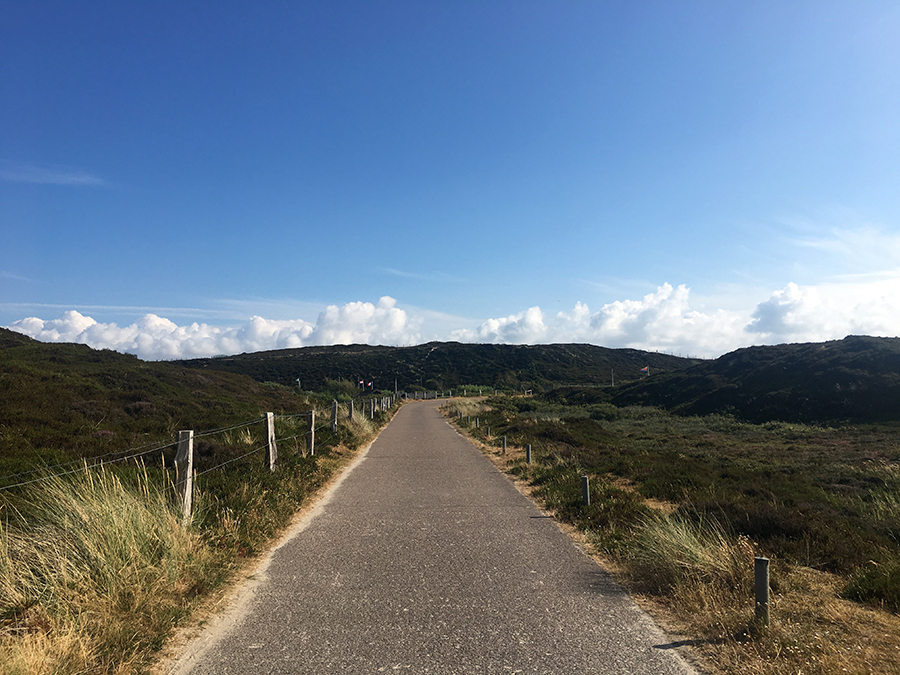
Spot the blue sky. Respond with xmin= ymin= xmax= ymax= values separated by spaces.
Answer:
xmin=3 ymin=1 xmax=900 ymax=359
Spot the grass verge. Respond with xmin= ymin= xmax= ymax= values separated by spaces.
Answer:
xmin=442 ymin=397 xmax=900 ymax=675
xmin=0 ymin=400 xmax=398 ymax=674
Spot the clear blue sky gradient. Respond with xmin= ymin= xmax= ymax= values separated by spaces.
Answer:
xmin=3 ymin=1 xmax=900 ymax=358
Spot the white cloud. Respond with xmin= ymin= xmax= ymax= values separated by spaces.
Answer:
xmin=454 ymin=277 xmax=900 ymax=358
xmin=452 ymin=306 xmax=549 ymax=344
xmin=8 ymin=277 xmax=900 ymax=361
xmin=452 ymin=284 xmax=749 ymax=357
xmin=308 ymin=296 xmax=419 ymax=346
xmin=747 ymin=277 xmax=900 ymax=343
xmin=0 ymin=160 xmax=106 ymax=186
xmin=7 ymin=297 xmax=418 ymax=361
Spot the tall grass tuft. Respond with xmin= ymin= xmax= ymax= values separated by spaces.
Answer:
xmin=440 ymin=399 xmax=487 ymax=419
xmin=627 ymin=513 xmax=755 ymax=597
xmin=0 ymin=464 xmax=215 ymax=674
xmin=345 ymin=412 xmax=376 ymax=446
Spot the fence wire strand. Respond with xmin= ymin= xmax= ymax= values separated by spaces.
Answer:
xmin=0 ymin=441 xmax=179 ymax=493
xmin=0 ymin=437 xmax=180 ymax=485
xmin=193 ymin=446 xmax=267 ymax=479
xmin=193 ymin=418 xmax=264 ymax=440
xmin=2 ymin=397 xmax=403 ymax=494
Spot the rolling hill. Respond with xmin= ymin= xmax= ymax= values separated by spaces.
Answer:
xmin=174 ymin=341 xmax=700 ymax=392
xmin=0 ymin=327 xmax=305 ymax=476
xmin=607 ymin=335 xmax=900 ymax=424
xmin=6 ymin=327 xmax=900 ymax=450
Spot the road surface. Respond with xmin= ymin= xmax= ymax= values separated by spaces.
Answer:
xmin=167 ymin=400 xmax=698 ymax=674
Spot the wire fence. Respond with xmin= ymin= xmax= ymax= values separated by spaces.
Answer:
xmin=0 ymin=382 xmax=487 ymax=513
xmin=0 ymin=392 xmax=408 ymax=499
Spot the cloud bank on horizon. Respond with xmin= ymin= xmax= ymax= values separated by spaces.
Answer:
xmin=8 ymin=277 xmax=900 ymax=361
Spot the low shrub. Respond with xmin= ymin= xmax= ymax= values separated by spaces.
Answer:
xmin=845 ymin=558 xmax=900 ymax=613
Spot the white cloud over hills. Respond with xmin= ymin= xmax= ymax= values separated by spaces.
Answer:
xmin=7 ymin=278 xmax=900 ymax=361
xmin=8 ymin=297 xmax=417 ymax=361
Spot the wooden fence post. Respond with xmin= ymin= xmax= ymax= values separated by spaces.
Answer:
xmin=349 ymin=399 xmax=354 ymax=421
xmin=526 ymin=444 xmax=532 ymax=464
xmin=307 ymin=410 xmax=316 ymax=456
xmin=175 ymin=430 xmax=193 ymax=520
xmin=265 ymin=412 xmax=277 ymax=472
xmin=755 ymin=557 xmax=770 ymax=627
xmin=582 ymin=475 xmax=590 ymax=506
xmin=331 ymin=400 xmax=338 ymax=433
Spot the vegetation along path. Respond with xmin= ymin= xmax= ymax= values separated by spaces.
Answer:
xmin=167 ymin=400 xmax=696 ymax=674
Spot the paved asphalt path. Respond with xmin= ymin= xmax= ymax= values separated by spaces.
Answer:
xmin=169 ymin=401 xmax=698 ymax=674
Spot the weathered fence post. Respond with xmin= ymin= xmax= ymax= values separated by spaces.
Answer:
xmin=526 ymin=444 xmax=532 ymax=464
xmin=331 ymin=400 xmax=338 ymax=433
xmin=755 ymin=557 xmax=770 ymax=627
xmin=175 ymin=430 xmax=193 ymax=520
xmin=581 ymin=475 xmax=590 ymax=506
xmin=370 ymin=398 xmax=375 ymax=419
xmin=348 ymin=399 xmax=354 ymax=421
xmin=502 ymin=436 xmax=507 ymax=455
xmin=307 ymin=409 xmax=316 ymax=456
xmin=265 ymin=412 xmax=277 ymax=471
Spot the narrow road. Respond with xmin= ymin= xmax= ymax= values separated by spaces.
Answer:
xmin=168 ymin=401 xmax=697 ymax=674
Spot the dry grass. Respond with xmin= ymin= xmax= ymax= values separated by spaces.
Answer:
xmin=0 ymin=465 xmax=216 ymax=674
xmin=628 ymin=513 xmax=755 ymax=595
xmin=440 ymin=399 xmax=487 ymax=419
xmin=657 ymin=565 xmax=900 ymax=675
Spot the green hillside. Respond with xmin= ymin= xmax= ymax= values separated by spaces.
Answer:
xmin=0 ymin=327 xmax=305 ymax=479
xmin=174 ymin=341 xmax=699 ymax=391
xmin=608 ymin=335 xmax=900 ymax=424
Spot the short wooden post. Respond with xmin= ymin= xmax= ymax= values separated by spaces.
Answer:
xmin=370 ymin=398 xmax=375 ymax=419
xmin=175 ymin=430 xmax=193 ymax=519
xmin=265 ymin=412 xmax=277 ymax=471
xmin=502 ymin=436 xmax=507 ymax=455
xmin=755 ymin=557 xmax=770 ymax=627
xmin=348 ymin=399 xmax=354 ymax=421
xmin=331 ymin=400 xmax=338 ymax=433
xmin=526 ymin=444 xmax=532 ymax=464
xmin=581 ymin=475 xmax=590 ymax=506
xmin=475 ymin=417 xmax=479 ymax=428
xmin=307 ymin=409 xmax=316 ymax=456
